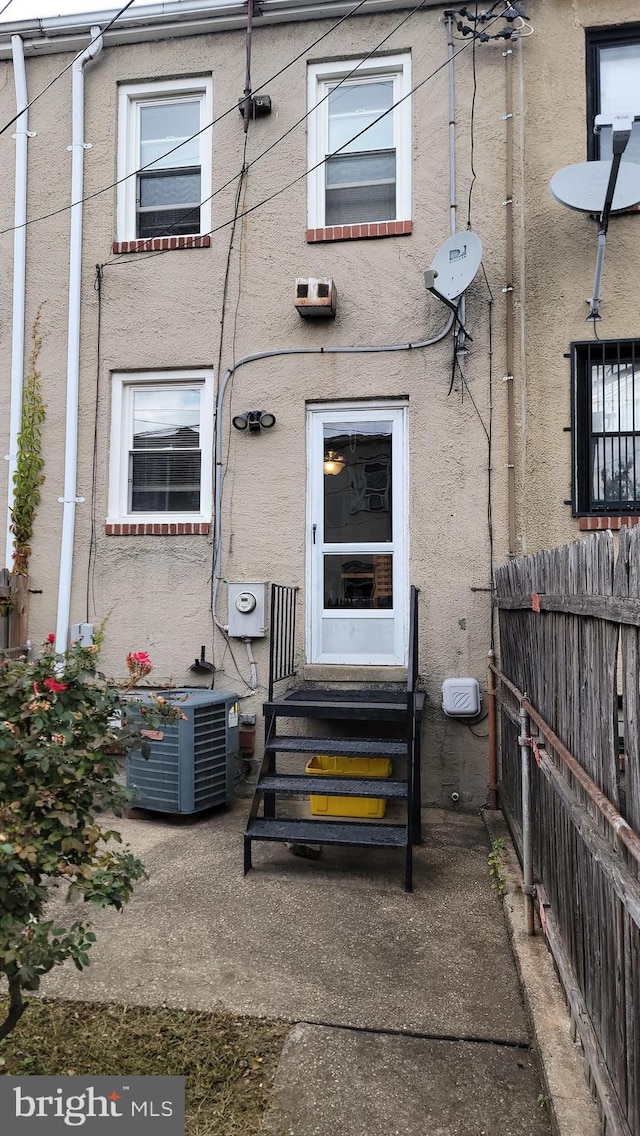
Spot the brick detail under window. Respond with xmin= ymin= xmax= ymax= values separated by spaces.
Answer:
xmin=306 ymin=221 xmax=412 ymax=243
xmin=105 ymin=522 xmax=210 ymax=536
xmin=111 ymin=235 xmax=211 ymax=254
xmin=579 ymin=516 xmax=640 ymax=531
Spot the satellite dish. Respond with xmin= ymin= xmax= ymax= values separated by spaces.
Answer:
xmin=550 ymin=160 xmax=640 ymax=214
xmin=428 ymin=232 xmax=483 ymax=301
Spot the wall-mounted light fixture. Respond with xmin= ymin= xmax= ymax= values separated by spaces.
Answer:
xmin=232 ymin=410 xmax=277 ymax=433
xmin=323 ymin=449 xmax=346 ymax=475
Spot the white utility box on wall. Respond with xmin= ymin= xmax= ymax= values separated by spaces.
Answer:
xmin=227 ymin=582 xmax=268 ymax=638
xmin=442 ymin=678 xmax=481 ymax=717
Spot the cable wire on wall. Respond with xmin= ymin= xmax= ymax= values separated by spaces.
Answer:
xmin=85 ymin=262 xmax=103 ymax=622
xmin=466 ymin=0 xmax=479 ymax=229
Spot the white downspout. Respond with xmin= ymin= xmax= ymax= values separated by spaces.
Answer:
xmin=5 ymin=35 xmax=29 ymax=571
xmin=55 ymin=26 xmax=103 ymax=652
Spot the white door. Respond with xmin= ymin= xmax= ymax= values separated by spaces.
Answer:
xmin=307 ymin=403 xmax=407 ymax=665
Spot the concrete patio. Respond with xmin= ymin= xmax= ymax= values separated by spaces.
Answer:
xmin=41 ymin=804 xmax=555 ymax=1134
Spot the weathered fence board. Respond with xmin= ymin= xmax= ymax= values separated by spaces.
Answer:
xmin=495 ymin=530 xmax=640 ymax=1136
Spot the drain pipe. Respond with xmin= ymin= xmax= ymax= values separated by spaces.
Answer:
xmin=4 ymin=35 xmax=29 ymax=572
xmin=504 ymin=46 xmax=516 ymax=557
xmin=445 ymin=12 xmax=457 ymax=239
xmin=55 ymin=26 xmax=103 ymax=653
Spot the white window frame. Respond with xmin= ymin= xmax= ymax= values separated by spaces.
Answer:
xmin=108 ymin=369 xmax=214 ymax=524
xmin=307 ymin=54 xmax=411 ymax=231
xmin=117 ymin=76 xmax=213 ymax=242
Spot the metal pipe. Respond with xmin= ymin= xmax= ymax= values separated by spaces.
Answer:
xmin=519 ymin=701 xmax=535 ymax=935
xmin=242 ymin=0 xmax=254 ymax=132
xmin=504 ymin=46 xmax=516 ymax=557
xmin=490 ymin=661 xmax=640 ymax=869
xmin=445 ymin=12 xmax=457 ymax=238
xmin=587 ymin=227 xmax=607 ymax=323
xmin=55 ymin=26 xmax=103 ymax=654
xmin=5 ymin=35 xmax=29 ymax=572
xmin=487 ymin=649 xmax=498 ymax=809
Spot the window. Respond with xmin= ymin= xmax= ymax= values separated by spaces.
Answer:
xmin=587 ymin=27 xmax=640 ymax=164
xmin=108 ymin=370 xmax=214 ymax=523
xmin=117 ymin=78 xmax=212 ymax=241
xmin=307 ymin=54 xmax=411 ymax=231
xmin=573 ymin=341 xmax=640 ymax=514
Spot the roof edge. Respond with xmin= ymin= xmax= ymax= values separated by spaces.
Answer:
xmin=0 ymin=0 xmax=445 ymax=57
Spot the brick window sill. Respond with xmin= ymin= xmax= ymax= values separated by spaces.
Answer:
xmin=105 ymin=522 xmax=210 ymax=536
xmin=112 ymin=235 xmax=211 ymax=254
xmin=306 ymin=220 xmax=412 ymax=243
xmin=579 ymin=516 xmax=640 ymax=531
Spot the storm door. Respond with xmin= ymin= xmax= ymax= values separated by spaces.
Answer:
xmin=307 ymin=404 xmax=407 ymax=665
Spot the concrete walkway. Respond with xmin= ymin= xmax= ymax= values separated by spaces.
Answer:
xmin=43 ymin=805 xmax=552 ymax=1135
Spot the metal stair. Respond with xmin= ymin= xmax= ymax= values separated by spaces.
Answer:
xmin=243 ymin=586 xmax=422 ymax=891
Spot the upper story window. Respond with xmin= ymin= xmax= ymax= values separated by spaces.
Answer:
xmin=108 ymin=370 xmax=214 ymax=524
xmin=307 ymin=55 xmax=411 ymax=231
xmin=117 ymin=77 xmax=213 ymax=242
xmin=573 ymin=341 xmax=640 ymax=515
xmin=586 ymin=27 xmax=640 ymax=164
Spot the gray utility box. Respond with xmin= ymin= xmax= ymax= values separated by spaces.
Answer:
xmin=125 ymin=689 xmax=239 ymax=815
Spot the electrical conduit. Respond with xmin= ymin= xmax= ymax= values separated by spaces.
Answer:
xmin=211 ymin=316 xmax=455 ymax=626
xmin=55 ymin=26 xmax=103 ymax=652
xmin=5 ymin=35 xmax=29 ymax=572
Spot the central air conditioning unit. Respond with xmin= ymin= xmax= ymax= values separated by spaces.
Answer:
xmin=125 ymin=689 xmax=239 ymax=815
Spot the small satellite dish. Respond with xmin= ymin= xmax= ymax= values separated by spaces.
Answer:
xmin=550 ymin=160 xmax=640 ymax=214
xmin=428 ymin=232 xmax=483 ymax=301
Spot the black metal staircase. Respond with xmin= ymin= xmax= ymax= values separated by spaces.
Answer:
xmin=243 ymin=585 xmax=422 ymax=891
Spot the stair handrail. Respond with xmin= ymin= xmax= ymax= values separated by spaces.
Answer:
xmin=268 ymin=584 xmax=299 ymax=702
xmin=406 ymin=585 xmax=419 ymax=703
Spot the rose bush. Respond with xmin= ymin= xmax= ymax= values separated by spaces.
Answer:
xmin=0 ymin=636 xmax=179 ymax=1042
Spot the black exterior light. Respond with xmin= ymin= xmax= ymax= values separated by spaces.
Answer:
xmin=232 ymin=410 xmax=276 ymax=433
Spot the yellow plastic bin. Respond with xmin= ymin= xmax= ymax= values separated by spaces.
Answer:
xmin=305 ymin=754 xmax=392 ymax=818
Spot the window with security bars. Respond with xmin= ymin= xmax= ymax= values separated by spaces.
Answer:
xmin=117 ymin=78 xmax=212 ymax=242
xmin=108 ymin=370 xmax=214 ymax=524
xmin=586 ymin=27 xmax=640 ymax=165
xmin=573 ymin=341 xmax=640 ymax=514
xmin=307 ymin=55 xmax=411 ymax=230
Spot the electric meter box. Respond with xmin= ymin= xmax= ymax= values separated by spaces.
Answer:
xmin=442 ymin=677 xmax=481 ymax=717
xmin=227 ymin=581 xmax=268 ymax=638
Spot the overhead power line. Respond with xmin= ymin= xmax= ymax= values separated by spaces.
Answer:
xmin=105 ymin=3 xmax=507 ymax=270
xmin=0 ymin=0 xmax=370 ymax=236
xmin=0 ymin=0 xmax=138 ymax=138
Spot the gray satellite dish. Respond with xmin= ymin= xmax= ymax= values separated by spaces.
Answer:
xmin=550 ymin=160 xmax=640 ymax=213
xmin=427 ymin=231 xmax=483 ymax=301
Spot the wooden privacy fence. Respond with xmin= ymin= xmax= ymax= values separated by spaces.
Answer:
xmin=0 ymin=568 xmax=29 ymax=657
xmin=493 ymin=529 xmax=640 ymax=1136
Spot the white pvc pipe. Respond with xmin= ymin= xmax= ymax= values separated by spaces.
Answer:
xmin=5 ymin=34 xmax=29 ymax=571
xmin=55 ymin=26 xmax=103 ymax=653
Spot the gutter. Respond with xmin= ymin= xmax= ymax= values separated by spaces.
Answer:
xmin=4 ymin=35 xmax=29 ymax=572
xmin=54 ymin=26 xmax=103 ymax=653
xmin=0 ymin=0 xmax=446 ymax=57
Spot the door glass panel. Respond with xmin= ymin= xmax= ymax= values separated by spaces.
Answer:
xmin=324 ymin=554 xmax=393 ymax=609
xmin=323 ymin=422 xmax=392 ymax=542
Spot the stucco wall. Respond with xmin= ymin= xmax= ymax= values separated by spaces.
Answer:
xmin=518 ymin=0 xmax=640 ymax=554
xmin=0 ymin=4 xmax=517 ymax=807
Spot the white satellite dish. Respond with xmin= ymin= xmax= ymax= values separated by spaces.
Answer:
xmin=427 ymin=232 xmax=483 ymax=302
xmin=550 ymin=160 xmax=640 ymax=214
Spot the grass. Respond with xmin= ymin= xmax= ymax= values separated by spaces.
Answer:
xmin=0 ymin=997 xmax=289 ymax=1135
